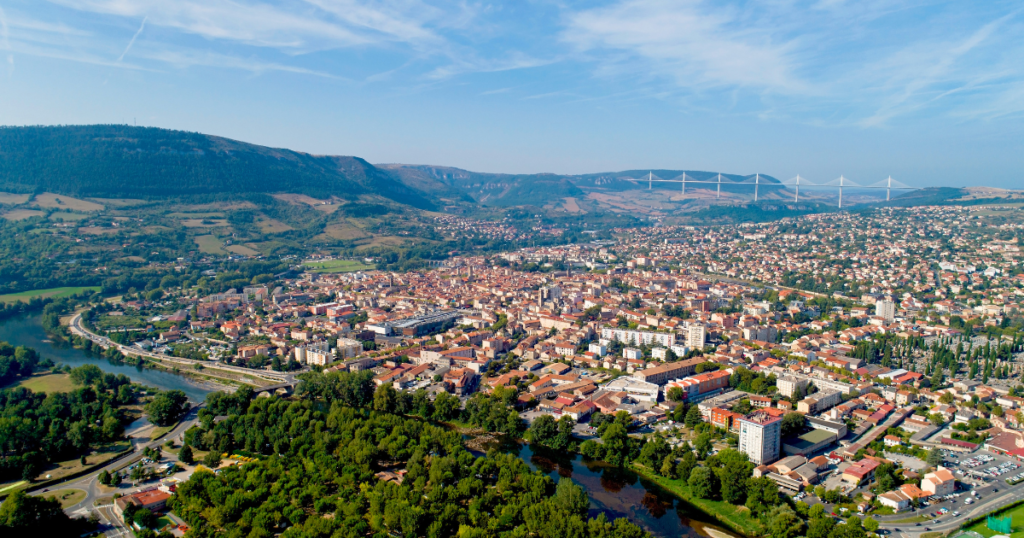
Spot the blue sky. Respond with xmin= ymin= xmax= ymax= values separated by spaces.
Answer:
xmin=1 ymin=0 xmax=1022 ymax=188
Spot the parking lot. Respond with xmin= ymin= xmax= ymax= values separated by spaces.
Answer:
xmin=943 ymin=449 xmax=1023 ymax=489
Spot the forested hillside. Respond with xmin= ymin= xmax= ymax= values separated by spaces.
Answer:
xmin=0 ymin=126 xmax=433 ymax=209
xmin=384 ymin=164 xmax=789 ymax=206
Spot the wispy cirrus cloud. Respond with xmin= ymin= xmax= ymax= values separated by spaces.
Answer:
xmin=559 ymin=0 xmax=1024 ymax=126
xmin=562 ymin=0 xmax=807 ymax=93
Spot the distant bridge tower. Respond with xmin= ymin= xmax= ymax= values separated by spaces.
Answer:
xmin=886 ymin=176 xmax=893 ymax=201
xmin=838 ymin=175 xmax=846 ymax=208
xmin=716 ymin=173 xmax=722 ymax=199
xmin=754 ymin=173 xmax=760 ymax=202
xmin=649 ymin=171 xmax=652 ymax=190
xmin=794 ymin=175 xmax=803 ymax=202
xmin=680 ymin=172 xmax=686 ymax=195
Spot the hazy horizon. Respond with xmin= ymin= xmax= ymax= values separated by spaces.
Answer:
xmin=2 ymin=1 xmax=1022 ymax=188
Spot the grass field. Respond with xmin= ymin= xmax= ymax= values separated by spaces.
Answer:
xmin=35 ymin=440 xmax=132 ymax=482
xmin=0 ymin=192 xmax=32 ymax=205
xmin=0 ymin=286 xmax=99 ymax=303
xmin=46 ymin=489 xmax=87 ymax=508
xmin=226 ymin=244 xmax=261 ymax=256
xmin=0 ymin=481 xmax=28 ymax=495
xmin=965 ymin=501 xmax=1024 ymax=538
xmin=195 ymin=234 xmax=227 ymax=255
xmin=4 ymin=373 xmax=77 ymax=394
xmin=2 ymin=209 xmax=45 ymax=220
xmin=32 ymin=193 xmax=105 ymax=211
xmin=303 ymin=259 xmax=373 ymax=273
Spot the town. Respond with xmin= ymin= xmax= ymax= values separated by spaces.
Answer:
xmin=55 ymin=203 xmax=1024 ymax=537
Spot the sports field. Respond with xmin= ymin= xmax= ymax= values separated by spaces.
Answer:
xmin=0 ymin=286 xmax=99 ymax=303
xmin=965 ymin=502 xmax=1024 ymax=538
xmin=303 ymin=259 xmax=374 ymax=273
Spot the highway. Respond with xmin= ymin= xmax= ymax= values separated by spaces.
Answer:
xmin=68 ymin=311 xmax=298 ymax=387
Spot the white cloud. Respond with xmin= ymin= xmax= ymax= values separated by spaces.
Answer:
xmin=562 ymin=0 xmax=806 ymax=93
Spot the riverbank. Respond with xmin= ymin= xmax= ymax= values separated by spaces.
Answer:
xmin=0 ymin=314 xmax=214 ymax=401
xmin=631 ymin=464 xmax=761 ymax=538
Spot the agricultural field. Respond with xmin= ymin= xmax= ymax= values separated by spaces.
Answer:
xmin=2 ymin=208 xmax=45 ymax=220
xmin=0 ymin=286 xmax=99 ymax=303
xmin=226 ymin=244 xmax=261 ymax=256
xmin=195 ymin=234 xmax=227 ymax=254
xmin=31 ymin=192 xmax=105 ymax=211
xmin=302 ymin=259 xmax=374 ymax=273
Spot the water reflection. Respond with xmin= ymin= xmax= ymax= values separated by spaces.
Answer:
xmin=520 ymin=444 xmax=738 ymax=538
xmin=0 ymin=315 xmax=213 ymax=401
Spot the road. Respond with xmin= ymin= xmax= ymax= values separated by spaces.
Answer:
xmin=32 ymin=405 xmax=204 ymax=537
xmin=68 ymin=311 xmax=298 ymax=386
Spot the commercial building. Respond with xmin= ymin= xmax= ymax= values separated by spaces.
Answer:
xmin=782 ymin=429 xmax=837 ymax=457
xmin=738 ymin=411 xmax=782 ymax=465
xmin=665 ymin=370 xmax=730 ymax=402
xmin=806 ymin=416 xmax=848 ymax=439
xmin=604 ymin=377 xmax=661 ymax=402
xmin=842 ymin=458 xmax=880 ymax=485
xmin=632 ymin=358 xmax=703 ymax=385
xmin=114 ymin=487 xmax=172 ymax=522
xmin=368 ymin=310 xmax=465 ymax=337
xmin=921 ymin=467 xmax=956 ymax=496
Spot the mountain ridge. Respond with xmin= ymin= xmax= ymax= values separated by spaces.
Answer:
xmin=0 ymin=125 xmax=435 ymax=209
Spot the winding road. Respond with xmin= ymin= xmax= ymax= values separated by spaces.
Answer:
xmin=68 ymin=311 xmax=299 ymax=387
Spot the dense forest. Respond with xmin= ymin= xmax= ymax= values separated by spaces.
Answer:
xmin=0 ymin=358 xmax=189 ymax=482
xmin=171 ymin=372 xmax=650 ymax=538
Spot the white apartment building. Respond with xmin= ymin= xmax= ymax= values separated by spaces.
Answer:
xmin=601 ymin=328 xmax=676 ymax=348
xmin=685 ymin=324 xmax=706 ymax=349
xmin=294 ymin=340 xmax=329 ymax=364
xmin=335 ymin=337 xmax=363 ymax=360
xmin=876 ymin=299 xmax=896 ymax=323
xmin=738 ymin=412 xmax=782 ymax=465
xmin=777 ymin=376 xmax=809 ymax=398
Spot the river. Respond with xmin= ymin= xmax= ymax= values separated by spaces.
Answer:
xmin=0 ymin=314 xmax=213 ymax=402
xmin=519 ymin=443 xmax=739 ymax=538
xmin=3 ymin=315 xmax=734 ymax=536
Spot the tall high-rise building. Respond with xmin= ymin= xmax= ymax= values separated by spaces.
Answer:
xmin=685 ymin=323 xmax=706 ymax=349
xmin=738 ymin=411 xmax=782 ymax=465
xmin=876 ymin=298 xmax=896 ymax=323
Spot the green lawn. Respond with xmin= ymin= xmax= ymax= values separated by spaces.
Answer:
xmin=631 ymin=464 xmax=762 ymax=537
xmin=0 ymin=286 xmax=99 ymax=303
xmin=3 ymin=373 xmax=77 ymax=393
xmin=303 ymin=259 xmax=373 ymax=273
xmin=965 ymin=501 xmax=1024 ymax=538
xmin=45 ymin=488 xmax=87 ymax=508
